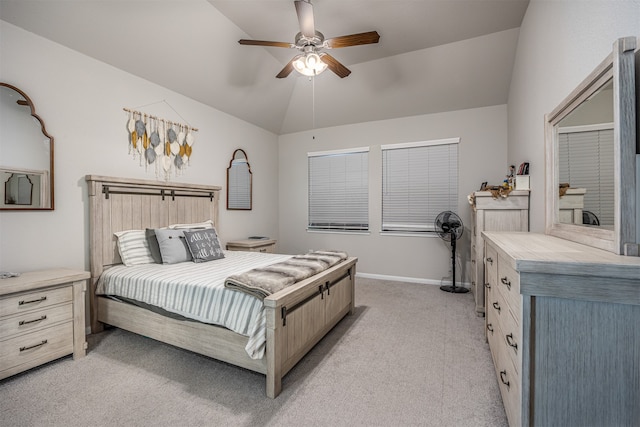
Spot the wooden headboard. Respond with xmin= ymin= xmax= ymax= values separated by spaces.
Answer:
xmin=85 ymin=175 xmax=221 ymax=331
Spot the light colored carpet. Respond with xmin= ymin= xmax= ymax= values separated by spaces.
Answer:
xmin=0 ymin=277 xmax=507 ymax=427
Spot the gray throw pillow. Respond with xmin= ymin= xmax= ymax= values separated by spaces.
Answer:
xmin=154 ymin=229 xmax=192 ymax=264
xmin=145 ymin=229 xmax=163 ymax=264
xmin=183 ymin=229 xmax=225 ymax=263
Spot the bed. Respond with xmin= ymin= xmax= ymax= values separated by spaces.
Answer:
xmin=86 ymin=175 xmax=357 ymax=398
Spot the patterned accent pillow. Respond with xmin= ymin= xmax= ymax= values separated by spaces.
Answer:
xmin=114 ymin=229 xmax=155 ymax=266
xmin=183 ymin=228 xmax=225 ymax=263
xmin=154 ymin=229 xmax=193 ymax=264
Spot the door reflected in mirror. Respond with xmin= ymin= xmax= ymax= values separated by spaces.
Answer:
xmin=556 ymin=79 xmax=613 ymax=229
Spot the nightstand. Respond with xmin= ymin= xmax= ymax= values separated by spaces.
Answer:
xmin=226 ymin=239 xmax=277 ymax=253
xmin=0 ymin=268 xmax=90 ymax=380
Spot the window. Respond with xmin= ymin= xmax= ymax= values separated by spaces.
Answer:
xmin=558 ymin=124 xmax=614 ymax=226
xmin=308 ymin=147 xmax=369 ymax=232
xmin=381 ymin=138 xmax=459 ymax=233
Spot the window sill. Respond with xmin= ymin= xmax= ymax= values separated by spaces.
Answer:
xmin=379 ymin=231 xmax=439 ymax=238
xmin=306 ymin=229 xmax=371 ymax=236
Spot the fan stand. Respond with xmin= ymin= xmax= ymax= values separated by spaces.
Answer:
xmin=440 ymin=230 xmax=469 ymax=294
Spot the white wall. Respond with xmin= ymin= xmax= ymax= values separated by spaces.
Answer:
xmin=507 ymin=0 xmax=640 ymax=232
xmin=278 ymin=105 xmax=508 ymax=283
xmin=0 ymin=21 xmax=280 ymax=272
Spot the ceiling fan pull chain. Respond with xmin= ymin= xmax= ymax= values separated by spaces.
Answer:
xmin=312 ymin=76 xmax=315 ymax=133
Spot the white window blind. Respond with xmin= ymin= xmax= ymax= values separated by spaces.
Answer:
xmin=558 ymin=125 xmax=614 ymax=226
xmin=308 ymin=148 xmax=369 ymax=231
xmin=381 ymin=138 xmax=459 ymax=233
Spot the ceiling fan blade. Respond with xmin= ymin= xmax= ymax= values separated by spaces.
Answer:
xmin=325 ymin=31 xmax=380 ymax=49
xmin=238 ymin=39 xmax=292 ymax=48
xmin=276 ymin=59 xmax=295 ymax=79
xmin=321 ymin=53 xmax=351 ymax=78
xmin=294 ymin=0 xmax=315 ymax=39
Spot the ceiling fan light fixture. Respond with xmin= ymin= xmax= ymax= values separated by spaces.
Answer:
xmin=292 ymin=51 xmax=328 ymax=77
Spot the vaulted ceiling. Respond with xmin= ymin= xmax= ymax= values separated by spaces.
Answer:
xmin=0 ymin=0 xmax=529 ymax=134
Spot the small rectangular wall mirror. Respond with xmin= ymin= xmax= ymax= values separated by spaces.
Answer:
xmin=227 ymin=148 xmax=252 ymax=210
xmin=545 ymin=37 xmax=637 ymax=254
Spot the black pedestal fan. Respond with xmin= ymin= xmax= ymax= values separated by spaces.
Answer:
xmin=434 ymin=211 xmax=468 ymax=294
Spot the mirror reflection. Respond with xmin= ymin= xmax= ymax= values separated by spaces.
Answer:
xmin=556 ymin=79 xmax=613 ymax=229
xmin=545 ymin=36 xmax=636 ymax=255
xmin=227 ymin=149 xmax=252 ymax=210
xmin=0 ymin=83 xmax=54 ymax=210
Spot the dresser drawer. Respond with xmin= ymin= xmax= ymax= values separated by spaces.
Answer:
xmin=485 ymin=244 xmax=498 ymax=288
xmin=0 ymin=302 xmax=73 ymax=340
xmin=0 ymin=322 xmax=74 ymax=376
xmin=486 ymin=314 xmax=521 ymax=426
xmin=491 ymin=290 xmax=520 ymax=371
xmin=496 ymin=256 xmax=521 ymax=314
xmin=0 ymin=286 xmax=72 ymax=318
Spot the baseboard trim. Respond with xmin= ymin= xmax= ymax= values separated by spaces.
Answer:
xmin=356 ymin=272 xmax=470 ymax=288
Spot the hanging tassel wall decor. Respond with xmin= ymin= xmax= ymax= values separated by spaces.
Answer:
xmin=123 ymin=107 xmax=198 ymax=181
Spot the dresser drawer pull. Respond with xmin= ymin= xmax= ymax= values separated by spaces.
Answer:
xmin=492 ymin=302 xmax=501 ymax=312
xmin=486 ymin=257 xmax=493 ymax=265
xmin=259 ymin=248 xmax=267 ymax=252
xmin=486 ymin=323 xmax=494 ymax=334
xmin=500 ymin=277 xmax=511 ymax=290
xmin=18 ymin=296 xmax=47 ymax=306
xmin=19 ymin=315 xmax=47 ymax=326
xmin=484 ymin=282 xmax=491 ymax=289
xmin=500 ymin=370 xmax=510 ymax=388
xmin=506 ymin=333 xmax=518 ymax=351
xmin=20 ymin=340 xmax=48 ymax=352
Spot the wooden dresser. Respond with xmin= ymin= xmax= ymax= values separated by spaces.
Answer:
xmin=470 ymin=190 xmax=529 ymax=314
xmin=0 ymin=269 xmax=89 ymax=380
xmin=226 ymin=238 xmax=277 ymax=253
xmin=483 ymin=232 xmax=640 ymax=426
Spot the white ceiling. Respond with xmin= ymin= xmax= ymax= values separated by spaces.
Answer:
xmin=0 ymin=0 xmax=529 ymax=134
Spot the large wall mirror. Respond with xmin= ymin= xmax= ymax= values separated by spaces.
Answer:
xmin=545 ymin=37 xmax=637 ymax=254
xmin=227 ymin=148 xmax=252 ymax=210
xmin=0 ymin=83 xmax=54 ymax=210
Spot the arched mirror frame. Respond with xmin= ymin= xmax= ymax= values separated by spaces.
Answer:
xmin=544 ymin=37 xmax=637 ymax=254
xmin=226 ymin=148 xmax=252 ymax=210
xmin=0 ymin=82 xmax=55 ymax=211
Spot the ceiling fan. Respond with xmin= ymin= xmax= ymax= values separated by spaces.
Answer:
xmin=238 ymin=0 xmax=380 ymax=78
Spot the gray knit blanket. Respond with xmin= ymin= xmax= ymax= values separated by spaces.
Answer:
xmin=224 ymin=250 xmax=348 ymax=300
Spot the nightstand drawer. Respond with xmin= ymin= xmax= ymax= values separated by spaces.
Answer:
xmin=0 ymin=303 xmax=73 ymax=340
xmin=0 ymin=286 xmax=72 ymax=318
xmin=226 ymin=239 xmax=277 ymax=253
xmin=0 ymin=322 xmax=74 ymax=377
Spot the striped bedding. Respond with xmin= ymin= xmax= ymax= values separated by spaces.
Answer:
xmin=96 ymin=250 xmax=292 ymax=359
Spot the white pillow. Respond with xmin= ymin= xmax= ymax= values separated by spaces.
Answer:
xmin=168 ymin=219 xmax=214 ymax=230
xmin=114 ymin=229 xmax=155 ymax=266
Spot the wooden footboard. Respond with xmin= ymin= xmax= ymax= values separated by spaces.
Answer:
xmin=95 ymin=257 xmax=356 ymax=398
xmin=264 ymin=257 xmax=357 ymax=397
